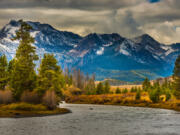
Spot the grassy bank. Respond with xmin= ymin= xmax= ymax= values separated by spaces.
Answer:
xmin=65 ymin=94 xmax=180 ymax=112
xmin=0 ymin=103 xmax=71 ymax=118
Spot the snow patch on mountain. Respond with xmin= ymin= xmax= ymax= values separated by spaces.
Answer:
xmin=80 ymin=50 xmax=89 ymax=57
xmin=0 ymin=43 xmax=11 ymax=52
xmin=30 ymin=31 xmax=39 ymax=38
xmin=119 ymin=42 xmax=131 ymax=56
xmin=96 ymin=47 xmax=104 ymax=55
xmin=4 ymin=24 xmax=19 ymax=35
xmin=165 ymin=48 xmax=175 ymax=56
xmin=103 ymin=42 xmax=113 ymax=47
xmin=161 ymin=45 xmax=169 ymax=51
xmin=119 ymin=49 xmax=130 ymax=56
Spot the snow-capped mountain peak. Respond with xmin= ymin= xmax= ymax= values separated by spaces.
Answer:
xmin=0 ymin=20 xmax=179 ymax=81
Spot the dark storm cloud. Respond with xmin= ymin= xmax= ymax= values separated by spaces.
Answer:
xmin=95 ymin=10 xmax=143 ymax=37
xmin=0 ymin=0 xmax=140 ymax=10
xmin=0 ymin=0 xmax=179 ymax=44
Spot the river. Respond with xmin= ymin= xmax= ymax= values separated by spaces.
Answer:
xmin=0 ymin=103 xmax=180 ymax=135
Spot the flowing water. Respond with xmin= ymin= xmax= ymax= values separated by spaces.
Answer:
xmin=0 ymin=103 xmax=180 ymax=135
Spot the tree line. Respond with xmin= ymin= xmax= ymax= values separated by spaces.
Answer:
xmin=0 ymin=20 xmax=180 ymax=106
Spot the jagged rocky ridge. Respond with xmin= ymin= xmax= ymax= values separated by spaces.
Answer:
xmin=0 ymin=20 xmax=179 ymax=81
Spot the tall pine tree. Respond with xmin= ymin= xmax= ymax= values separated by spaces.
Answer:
xmin=173 ymin=55 xmax=180 ymax=99
xmin=0 ymin=55 xmax=8 ymax=90
xmin=104 ymin=81 xmax=110 ymax=94
xmin=36 ymin=54 xmax=64 ymax=97
xmin=142 ymin=77 xmax=151 ymax=91
xmin=10 ymin=20 xmax=38 ymax=100
xmin=96 ymin=82 xmax=104 ymax=95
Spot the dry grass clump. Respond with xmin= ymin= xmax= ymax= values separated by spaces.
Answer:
xmin=64 ymin=86 xmax=82 ymax=96
xmin=21 ymin=91 xmax=40 ymax=104
xmin=42 ymin=90 xmax=59 ymax=110
xmin=65 ymin=93 xmax=151 ymax=105
xmin=0 ymin=90 xmax=13 ymax=104
xmin=1 ymin=102 xmax=47 ymax=111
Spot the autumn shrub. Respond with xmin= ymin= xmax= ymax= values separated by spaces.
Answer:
xmin=21 ymin=91 xmax=40 ymax=104
xmin=0 ymin=90 xmax=13 ymax=104
xmin=65 ymin=86 xmax=82 ymax=96
xmin=42 ymin=90 xmax=59 ymax=110
xmin=112 ymin=97 xmax=123 ymax=104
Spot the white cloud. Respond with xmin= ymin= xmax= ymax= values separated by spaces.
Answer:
xmin=142 ymin=21 xmax=180 ymax=44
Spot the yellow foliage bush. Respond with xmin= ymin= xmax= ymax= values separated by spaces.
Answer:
xmin=2 ymin=102 xmax=47 ymax=111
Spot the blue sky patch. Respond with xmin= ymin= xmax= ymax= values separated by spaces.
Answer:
xmin=148 ymin=0 xmax=160 ymax=3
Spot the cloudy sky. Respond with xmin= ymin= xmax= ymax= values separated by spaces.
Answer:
xmin=0 ymin=0 xmax=179 ymax=44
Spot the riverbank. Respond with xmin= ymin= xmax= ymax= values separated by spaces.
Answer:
xmin=65 ymin=94 xmax=180 ymax=112
xmin=0 ymin=103 xmax=71 ymax=118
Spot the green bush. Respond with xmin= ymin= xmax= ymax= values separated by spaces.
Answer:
xmin=130 ymin=87 xmax=138 ymax=93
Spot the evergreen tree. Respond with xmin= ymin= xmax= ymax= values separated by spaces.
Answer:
xmin=104 ymin=81 xmax=110 ymax=94
xmin=148 ymin=81 xmax=161 ymax=103
xmin=173 ymin=55 xmax=180 ymax=99
xmin=122 ymin=88 xmax=128 ymax=94
xmin=115 ymin=87 xmax=121 ymax=94
xmin=0 ymin=55 xmax=8 ymax=90
xmin=135 ymin=90 xmax=141 ymax=100
xmin=142 ymin=78 xmax=151 ymax=91
xmin=149 ymin=88 xmax=160 ymax=103
xmin=130 ymin=87 xmax=138 ymax=93
xmin=10 ymin=21 xmax=38 ymax=100
xmin=153 ymin=81 xmax=161 ymax=92
xmin=96 ymin=82 xmax=104 ymax=95
xmin=130 ymin=87 xmax=135 ymax=93
xmin=36 ymin=54 xmax=64 ymax=97
xmin=89 ymin=74 xmax=96 ymax=93
xmin=7 ymin=59 xmax=15 ymax=76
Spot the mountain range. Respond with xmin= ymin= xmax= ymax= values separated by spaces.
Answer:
xmin=0 ymin=20 xmax=179 ymax=82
